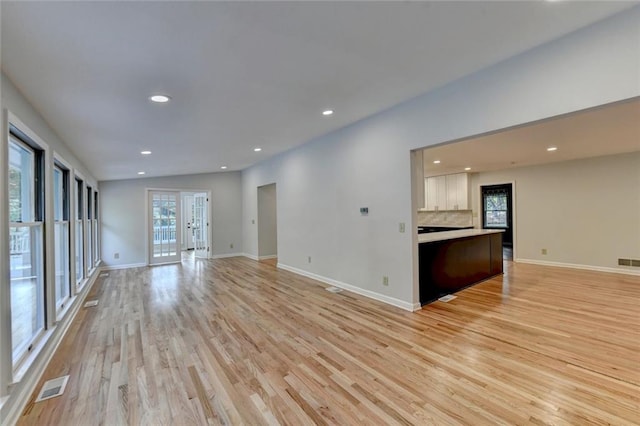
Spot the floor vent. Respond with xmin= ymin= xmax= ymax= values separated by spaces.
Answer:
xmin=438 ymin=294 xmax=457 ymax=303
xmin=35 ymin=375 xmax=69 ymax=403
xmin=326 ymin=286 xmax=344 ymax=294
xmin=84 ymin=300 xmax=99 ymax=308
xmin=99 ymin=272 xmax=110 ymax=277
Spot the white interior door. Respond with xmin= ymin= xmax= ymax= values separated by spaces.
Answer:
xmin=149 ymin=190 xmax=181 ymax=264
xmin=193 ymin=193 xmax=208 ymax=258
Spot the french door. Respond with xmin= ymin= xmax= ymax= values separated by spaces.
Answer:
xmin=193 ymin=193 xmax=209 ymax=258
xmin=149 ymin=191 xmax=182 ymax=264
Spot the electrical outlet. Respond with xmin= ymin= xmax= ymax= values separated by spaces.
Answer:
xmin=383 ymin=276 xmax=389 ymax=286
xmin=230 ymin=243 xmax=234 ymax=249
xmin=308 ymin=256 xmax=311 ymax=263
xmin=114 ymin=252 xmax=119 ymax=259
xmin=399 ymin=223 xmax=405 ymax=233
xmin=541 ymin=248 xmax=547 ymax=255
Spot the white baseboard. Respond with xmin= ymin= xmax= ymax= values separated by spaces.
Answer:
xmin=1 ymin=267 xmax=102 ymax=426
xmin=210 ymin=253 xmax=244 ymax=259
xmin=100 ymin=262 xmax=147 ymax=270
xmin=243 ymin=253 xmax=259 ymax=261
xmin=277 ymin=263 xmax=419 ymax=312
xmin=516 ymin=258 xmax=640 ymax=276
xmin=258 ymin=255 xmax=277 ymax=260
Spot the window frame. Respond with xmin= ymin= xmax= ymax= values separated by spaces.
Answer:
xmin=53 ymin=154 xmax=72 ymax=317
xmin=74 ymin=172 xmax=86 ymax=291
xmin=86 ymin=184 xmax=94 ymax=273
xmin=6 ymin=115 xmax=49 ymax=374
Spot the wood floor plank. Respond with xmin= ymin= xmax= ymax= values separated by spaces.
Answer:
xmin=16 ymin=255 xmax=640 ymax=425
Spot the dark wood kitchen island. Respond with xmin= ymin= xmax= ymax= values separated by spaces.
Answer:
xmin=419 ymin=229 xmax=504 ymax=305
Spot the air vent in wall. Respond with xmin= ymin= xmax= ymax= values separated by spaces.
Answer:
xmin=618 ymin=258 xmax=640 ymax=267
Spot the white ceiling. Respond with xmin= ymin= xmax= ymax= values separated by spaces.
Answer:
xmin=1 ymin=1 xmax=636 ymax=181
xmin=422 ymin=98 xmax=640 ymax=176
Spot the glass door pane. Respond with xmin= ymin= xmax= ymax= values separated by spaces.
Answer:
xmin=149 ymin=191 xmax=181 ymax=264
xmin=193 ymin=193 xmax=208 ymax=258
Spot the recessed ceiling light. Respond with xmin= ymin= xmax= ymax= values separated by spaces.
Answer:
xmin=547 ymin=146 xmax=558 ymax=152
xmin=137 ymin=171 xmax=145 ymax=175
xmin=149 ymin=95 xmax=170 ymax=103
xmin=464 ymin=167 xmax=471 ymax=171
xmin=433 ymin=160 xmax=441 ymax=164
xmin=140 ymin=150 xmax=152 ymax=155
xmin=322 ymin=109 xmax=334 ymax=116
xmin=254 ymin=147 xmax=262 ymax=152
xmin=220 ymin=166 xmax=228 ymax=170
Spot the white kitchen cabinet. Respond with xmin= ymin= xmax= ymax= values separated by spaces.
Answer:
xmin=424 ymin=175 xmax=446 ymax=210
xmin=424 ymin=173 xmax=469 ymax=210
xmin=446 ymin=173 xmax=469 ymax=210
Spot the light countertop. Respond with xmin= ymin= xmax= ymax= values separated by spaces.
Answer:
xmin=418 ymin=228 xmax=504 ymax=244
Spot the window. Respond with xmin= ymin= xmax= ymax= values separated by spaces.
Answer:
xmin=75 ymin=177 xmax=84 ymax=286
xmin=53 ymin=163 xmax=71 ymax=313
xmin=484 ymin=194 xmax=507 ymax=227
xmin=93 ymin=190 xmax=99 ymax=266
xmin=482 ymin=185 xmax=511 ymax=229
xmin=8 ymin=131 xmax=45 ymax=366
xmin=86 ymin=185 xmax=93 ymax=270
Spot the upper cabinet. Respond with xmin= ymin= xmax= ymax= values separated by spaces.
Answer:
xmin=446 ymin=173 xmax=469 ymax=210
xmin=424 ymin=173 xmax=469 ymax=211
xmin=425 ymin=175 xmax=446 ymax=211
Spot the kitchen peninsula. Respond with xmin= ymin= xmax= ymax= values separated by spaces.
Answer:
xmin=419 ymin=229 xmax=504 ymax=305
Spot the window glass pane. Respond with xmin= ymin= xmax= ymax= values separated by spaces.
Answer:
xmin=75 ymin=178 xmax=84 ymax=283
xmin=485 ymin=210 xmax=507 ymax=227
xmin=54 ymin=165 xmax=70 ymax=307
xmin=87 ymin=186 xmax=92 ymax=220
xmin=9 ymin=139 xmax=34 ymax=223
xmin=86 ymin=185 xmax=93 ymax=268
xmin=10 ymin=225 xmax=44 ymax=363
xmin=92 ymin=219 xmax=98 ymax=266
xmin=53 ymin=167 xmax=62 ymax=221
xmin=87 ymin=220 xmax=93 ymax=268
xmin=76 ymin=219 xmax=84 ymax=283
xmin=485 ymin=194 xmax=507 ymax=211
xmin=55 ymin=222 xmax=70 ymax=306
xmin=76 ymin=179 xmax=83 ymax=219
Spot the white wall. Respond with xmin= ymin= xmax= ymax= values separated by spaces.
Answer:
xmin=257 ymin=183 xmax=278 ymax=258
xmin=470 ymin=152 xmax=640 ymax=271
xmin=1 ymin=73 xmax=100 ymax=422
xmin=100 ymin=171 xmax=243 ymax=267
xmin=242 ymin=8 xmax=640 ymax=309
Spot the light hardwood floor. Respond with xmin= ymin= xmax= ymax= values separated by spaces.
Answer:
xmin=18 ymin=256 xmax=640 ymax=425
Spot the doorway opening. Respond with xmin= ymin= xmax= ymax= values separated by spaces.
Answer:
xmin=481 ymin=183 xmax=513 ymax=260
xmin=148 ymin=189 xmax=210 ymax=265
xmin=257 ymin=183 xmax=278 ymax=264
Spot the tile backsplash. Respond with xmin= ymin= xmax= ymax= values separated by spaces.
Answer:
xmin=417 ymin=210 xmax=473 ymax=227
